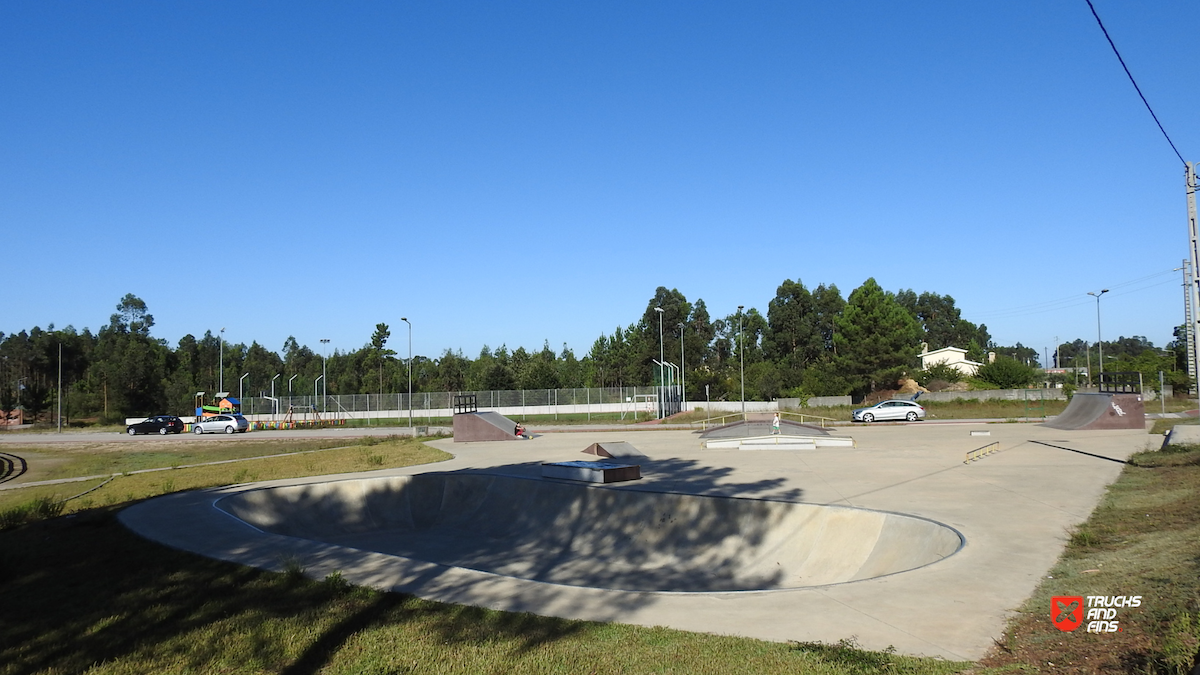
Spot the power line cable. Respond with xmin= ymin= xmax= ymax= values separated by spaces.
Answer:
xmin=971 ymin=268 xmax=1178 ymax=321
xmin=1084 ymin=0 xmax=1187 ymax=166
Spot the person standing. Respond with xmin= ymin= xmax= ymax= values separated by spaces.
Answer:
xmin=772 ymin=412 xmax=781 ymax=435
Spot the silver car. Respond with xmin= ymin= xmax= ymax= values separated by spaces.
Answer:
xmin=852 ymin=399 xmax=926 ymax=423
xmin=192 ymin=414 xmax=250 ymax=435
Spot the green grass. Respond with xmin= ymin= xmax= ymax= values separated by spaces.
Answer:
xmin=0 ymin=437 xmax=450 ymax=516
xmin=0 ymin=437 xmax=396 ymax=484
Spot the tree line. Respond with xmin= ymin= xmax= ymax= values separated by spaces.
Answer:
xmin=0 ymin=281 xmax=1188 ymax=421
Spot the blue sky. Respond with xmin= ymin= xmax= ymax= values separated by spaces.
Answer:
xmin=3 ymin=2 xmax=1198 ymax=364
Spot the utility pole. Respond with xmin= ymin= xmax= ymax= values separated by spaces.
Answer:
xmin=1183 ymin=261 xmax=1195 ymax=381
xmin=1186 ymin=162 xmax=1200 ymax=398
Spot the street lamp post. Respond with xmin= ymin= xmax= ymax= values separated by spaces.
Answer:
xmin=288 ymin=374 xmax=298 ymax=398
xmin=654 ymin=307 xmax=665 ymax=418
xmin=271 ymin=374 xmax=280 ymax=416
xmin=219 ymin=327 xmax=226 ymax=393
xmin=239 ymin=373 xmax=249 ymax=412
xmin=1088 ymin=289 xmax=1109 ymax=382
xmin=314 ymin=376 xmax=323 ymax=405
xmin=677 ymin=322 xmax=685 ymax=412
xmin=320 ymin=338 xmax=330 ymax=413
xmin=401 ymin=318 xmax=412 ymax=431
xmin=738 ymin=306 xmax=745 ymax=416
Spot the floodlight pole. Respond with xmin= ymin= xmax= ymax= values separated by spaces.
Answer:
xmin=738 ymin=306 xmax=745 ymax=416
xmin=678 ymin=322 xmax=686 ymax=412
xmin=402 ymin=317 xmax=412 ymax=432
xmin=654 ymin=307 xmax=665 ymax=419
xmin=320 ymin=338 xmax=330 ymax=413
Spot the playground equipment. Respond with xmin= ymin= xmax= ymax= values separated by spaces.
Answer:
xmin=194 ymin=391 xmax=241 ymax=419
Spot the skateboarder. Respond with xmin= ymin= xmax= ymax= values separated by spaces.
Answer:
xmin=514 ymin=422 xmax=527 ymax=439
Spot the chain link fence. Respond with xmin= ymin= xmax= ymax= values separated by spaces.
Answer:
xmin=241 ymin=386 xmax=682 ymax=418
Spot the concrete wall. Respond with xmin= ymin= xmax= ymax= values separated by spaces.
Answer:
xmin=911 ymin=388 xmax=1067 ymax=402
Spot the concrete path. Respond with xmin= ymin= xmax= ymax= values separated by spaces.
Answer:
xmin=118 ymin=422 xmax=1149 ymax=661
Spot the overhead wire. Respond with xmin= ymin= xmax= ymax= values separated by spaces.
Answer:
xmin=969 ymin=268 xmax=1180 ymax=322
xmin=1084 ymin=0 xmax=1187 ymax=167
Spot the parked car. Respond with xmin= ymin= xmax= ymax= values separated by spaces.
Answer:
xmin=192 ymin=414 xmax=250 ymax=435
xmin=126 ymin=415 xmax=185 ymax=436
xmin=852 ymin=400 xmax=926 ymax=423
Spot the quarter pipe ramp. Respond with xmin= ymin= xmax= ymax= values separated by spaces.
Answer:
xmin=1043 ymin=392 xmax=1145 ymax=431
xmin=453 ymin=411 xmax=521 ymax=442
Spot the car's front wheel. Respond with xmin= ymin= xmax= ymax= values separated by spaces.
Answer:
xmin=224 ymin=425 xmax=235 ymax=435
xmin=906 ymin=412 xmax=918 ymax=422
xmin=193 ymin=425 xmax=204 ymax=435
xmin=862 ymin=413 xmax=874 ymax=423
xmin=159 ymin=427 xmax=168 ymax=435
xmin=127 ymin=427 xmax=136 ymax=436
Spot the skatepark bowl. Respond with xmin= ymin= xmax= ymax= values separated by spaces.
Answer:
xmin=217 ymin=472 xmax=964 ymax=592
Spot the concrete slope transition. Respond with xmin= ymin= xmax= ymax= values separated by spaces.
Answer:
xmin=217 ymin=473 xmax=963 ymax=592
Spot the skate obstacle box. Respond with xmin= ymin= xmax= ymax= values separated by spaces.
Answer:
xmin=451 ymin=394 xmax=522 ymax=442
xmin=542 ymin=460 xmax=642 ymax=483
xmin=541 ymin=440 xmax=645 ymax=483
xmin=1043 ymin=372 xmax=1146 ymax=431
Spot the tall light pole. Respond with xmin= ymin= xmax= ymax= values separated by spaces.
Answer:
xmin=1088 ymin=289 xmax=1109 ymax=382
xmin=401 ymin=317 xmax=412 ymax=431
xmin=677 ymin=322 xmax=686 ymax=411
xmin=654 ymin=307 xmax=665 ymax=418
xmin=271 ymin=373 xmax=280 ymax=416
xmin=288 ymin=374 xmax=298 ymax=398
xmin=239 ymin=373 xmax=249 ymax=411
xmin=219 ymin=327 xmax=226 ymax=393
xmin=320 ymin=338 xmax=330 ymax=412
xmin=738 ymin=306 xmax=745 ymax=415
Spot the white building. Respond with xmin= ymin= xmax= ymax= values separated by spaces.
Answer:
xmin=919 ymin=345 xmax=986 ymax=377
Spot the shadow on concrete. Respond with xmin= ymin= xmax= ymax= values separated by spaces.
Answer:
xmin=0 ymin=451 xmax=27 ymax=485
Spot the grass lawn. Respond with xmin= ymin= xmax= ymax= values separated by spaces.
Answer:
xmin=2 ymin=435 xmax=1198 ymax=673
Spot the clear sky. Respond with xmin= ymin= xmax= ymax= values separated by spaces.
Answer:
xmin=3 ymin=2 xmax=1198 ymax=364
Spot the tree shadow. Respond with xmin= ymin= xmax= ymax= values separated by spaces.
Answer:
xmin=12 ymin=453 xmax=830 ymax=675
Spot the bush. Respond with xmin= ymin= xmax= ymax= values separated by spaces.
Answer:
xmin=915 ymin=362 xmax=963 ymax=386
xmin=975 ymin=356 xmax=1038 ymax=389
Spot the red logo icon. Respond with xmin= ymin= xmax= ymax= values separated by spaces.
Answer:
xmin=1052 ymin=596 xmax=1084 ymax=632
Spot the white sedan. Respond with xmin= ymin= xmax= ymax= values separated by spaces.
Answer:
xmin=192 ymin=414 xmax=250 ymax=435
xmin=852 ymin=400 xmax=926 ymax=423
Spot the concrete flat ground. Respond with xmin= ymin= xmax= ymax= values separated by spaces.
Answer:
xmin=118 ymin=422 xmax=1150 ymax=661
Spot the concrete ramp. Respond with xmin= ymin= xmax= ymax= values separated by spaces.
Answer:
xmin=1043 ymin=393 xmax=1145 ymax=431
xmin=453 ymin=411 xmax=521 ymax=442
xmin=216 ymin=473 xmax=963 ymax=592
xmin=582 ymin=441 xmax=647 ymax=460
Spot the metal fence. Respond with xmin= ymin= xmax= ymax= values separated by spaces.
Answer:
xmin=240 ymin=386 xmax=682 ymax=418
